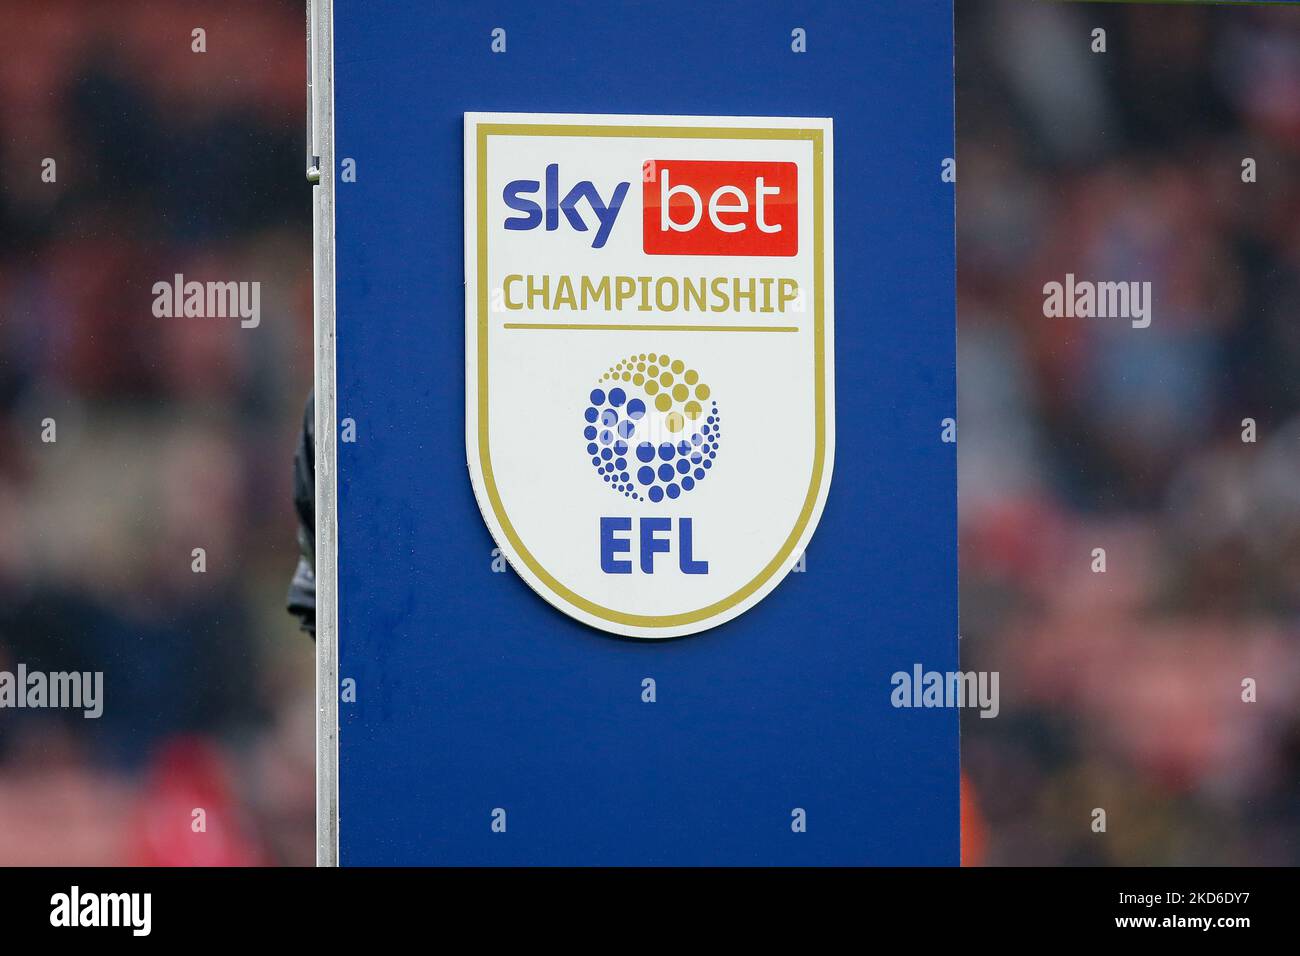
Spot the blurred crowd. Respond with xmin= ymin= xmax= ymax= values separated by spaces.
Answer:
xmin=0 ymin=0 xmax=313 ymax=864
xmin=959 ymin=1 xmax=1300 ymax=864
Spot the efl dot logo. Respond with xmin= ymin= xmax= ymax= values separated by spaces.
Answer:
xmin=465 ymin=112 xmax=834 ymax=639
xmin=643 ymin=160 xmax=798 ymax=257
xmin=584 ymin=353 xmax=721 ymax=503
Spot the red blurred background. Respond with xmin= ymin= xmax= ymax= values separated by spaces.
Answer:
xmin=0 ymin=0 xmax=313 ymax=865
xmin=959 ymin=0 xmax=1300 ymax=865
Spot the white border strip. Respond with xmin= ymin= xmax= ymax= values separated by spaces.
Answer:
xmin=310 ymin=0 xmax=339 ymax=867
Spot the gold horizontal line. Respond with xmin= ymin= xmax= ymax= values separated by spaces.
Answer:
xmin=502 ymin=323 xmax=799 ymax=332
xmin=481 ymin=124 xmax=821 ymax=142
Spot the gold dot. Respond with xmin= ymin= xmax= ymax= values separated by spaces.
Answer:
xmin=671 ymin=359 xmax=684 ymax=374
xmin=647 ymin=365 xmax=659 ymax=379
xmin=666 ymin=412 xmax=684 ymax=433
xmin=685 ymin=369 xmax=699 ymax=385
xmin=645 ymin=379 xmax=659 ymax=395
xmin=622 ymin=372 xmax=631 ymax=381
xmin=633 ymin=374 xmax=644 ymax=386
xmin=659 ymin=372 xmax=673 ymax=387
xmin=685 ymin=401 xmax=702 ymax=419
xmin=673 ymin=384 xmax=688 ymax=402
xmin=695 ymin=384 xmax=710 ymax=400
xmin=655 ymin=393 xmax=672 ymax=412
xmin=638 ymin=353 xmax=646 ymax=360
xmin=637 ymin=363 xmax=645 ymax=372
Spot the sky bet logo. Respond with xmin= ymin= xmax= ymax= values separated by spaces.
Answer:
xmin=502 ymin=160 xmax=797 ymax=255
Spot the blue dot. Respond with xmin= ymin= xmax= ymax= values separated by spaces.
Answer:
xmin=708 ymin=451 xmax=716 ymax=459
xmin=691 ymin=433 xmax=703 ymax=446
xmin=676 ymin=459 xmax=690 ymax=475
xmin=666 ymin=483 xmax=680 ymax=499
xmin=615 ymin=457 xmax=627 ymax=470
xmin=601 ymin=409 xmax=618 ymax=427
xmin=591 ymin=456 xmax=601 ymax=466
xmin=658 ymin=443 xmax=674 ymax=461
xmin=694 ymin=468 xmax=705 ymax=480
xmin=619 ymin=472 xmax=630 ymax=483
xmin=636 ymin=442 xmax=654 ymax=462
xmin=590 ymin=389 xmax=606 ymax=405
xmin=587 ymin=443 xmax=598 ymax=455
xmin=609 ymin=388 xmax=626 ymax=407
xmin=658 ymin=463 xmax=675 ymax=482
xmin=599 ymin=430 xmax=613 ymax=444
xmin=614 ymin=441 xmax=628 ymax=456
xmin=691 ymin=452 xmax=702 ymax=464
xmin=627 ymin=399 xmax=646 ymax=420
xmin=707 ymin=416 xmax=714 ymax=425
xmin=638 ymin=466 xmax=655 ymax=484
xmin=584 ymin=426 xmax=597 ymax=440
xmin=617 ymin=420 xmax=636 ymax=439
xmin=603 ymin=474 xmax=611 ymax=482
xmin=703 ymin=459 xmax=712 ymax=469
xmin=601 ymin=448 xmax=613 ymax=461
xmin=682 ymin=477 xmax=695 ymax=491
xmin=677 ymin=440 xmax=692 ymax=456
xmin=585 ymin=407 xmax=599 ymax=423
xmin=648 ymin=486 xmax=664 ymax=503
xmin=703 ymin=425 xmax=711 ymax=435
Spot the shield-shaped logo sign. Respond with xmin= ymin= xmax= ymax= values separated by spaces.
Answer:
xmin=465 ymin=112 xmax=835 ymax=638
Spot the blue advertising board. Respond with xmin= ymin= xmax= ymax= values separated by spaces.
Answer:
xmin=315 ymin=0 xmax=956 ymax=865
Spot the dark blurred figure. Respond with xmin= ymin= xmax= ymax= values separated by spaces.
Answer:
xmin=287 ymin=392 xmax=315 ymax=637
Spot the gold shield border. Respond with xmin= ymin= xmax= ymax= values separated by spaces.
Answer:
xmin=473 ymin=122 xmax=828 ymax=629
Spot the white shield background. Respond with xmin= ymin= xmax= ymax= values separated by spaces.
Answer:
xmin=465 ymin=112 xmax=835 ymax=638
